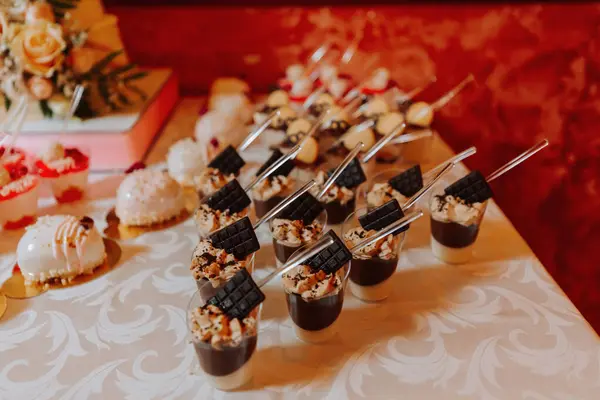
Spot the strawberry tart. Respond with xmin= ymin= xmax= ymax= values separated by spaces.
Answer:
xmin=0 ymin=160 xmax=39 ymax=230
xmin=35 ymin=142 xmax=89 ymax=203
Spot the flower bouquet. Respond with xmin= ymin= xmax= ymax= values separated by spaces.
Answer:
xmin=0 ymin=0 xmax=146 ymax=119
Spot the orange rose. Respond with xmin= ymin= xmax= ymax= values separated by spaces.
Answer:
xmin=10 ymin=21 xmax=66 ymax=77
xmin=25 ymin=1 xmax=55 ymax=24
xmin=27 ymin=76 xmax=53 ymax=100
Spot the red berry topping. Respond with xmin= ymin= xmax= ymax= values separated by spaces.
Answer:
xmin=199 ymin=105 xmax=209 ymax=115
xmin=8 ymin=164 xmax=28 ymax=180
xmin=65 ymin=148 xmax=87 ymax=164
xmin=125 ymin=161 xmax=146 ymax=174
xmin=210 ymin=138 xmax=219 ymax=148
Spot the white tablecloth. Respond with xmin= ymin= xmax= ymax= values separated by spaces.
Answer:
xmin=1 ymin=99 xmax=599 ymax=400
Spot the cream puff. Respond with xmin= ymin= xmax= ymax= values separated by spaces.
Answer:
xmin=116 ymin=168 xmax=187 ymax=226
xmin=17 ymin=215 xmax=106 ymax=285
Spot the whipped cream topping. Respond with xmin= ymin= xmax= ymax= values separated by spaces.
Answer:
xmin=291 ymin=78 xmax=313 ymax=98
xmin=195 ymin=167 xmax=235 ymax=197
xmin=358 ymin=96 xmax=389 ymax=119
xmin=286 ymin=64 xmax=305 ymax=82
xmin=190 ymin=239 xmax=250 ymax=287
xmin=376 ymin=112 xmax=405 ymax=135
xmin=271 ymin=218 xmax=323 ymax=246
xmin=311 ymin=170 xmax=355 ymax=205
xmin=286 ymin=118 xmax=312 ymax=136
xmin=41 ymin=141 xmax=65 ymax=164
xmin=189 ymin=304 xmax=258 ymax=348
xmin=167 ymin=138 xmax=205 ymax=187
xmin=0 ymin=174 xmax=36 ymax=197
xmin=282 ymin=265 xmax=344 ymax=300
xmin=115 ymin=169 xmax=186 ymax=226
xmin=194 ymin=203 xmax=246 ymax=237
xmin=252 ymin=175 xmax=295 ymax=201
xmin=367 ymin=183 xmax=407 ymax=208
xmin=17 ymin=215 xmax=106 ymax=285
xmin=368 ymin=68 xmax=390 ymax=91
xmin=329 ymin=77 xmax=350 ymax=100
xmin=430 ymin=194 xmax=485 ymax=226
xmin=343 ymin=227 xmax=396 ymax=260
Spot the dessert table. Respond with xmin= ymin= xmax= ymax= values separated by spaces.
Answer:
xmin=1 ymin=98 xmax=599 ymax=400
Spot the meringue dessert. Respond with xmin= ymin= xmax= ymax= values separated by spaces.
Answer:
xmin=343 ymin=225 xmax=401 ymax=302
xmin=0 ymin=163 xmax=39 ymax=230
xmin=115 ymin=169 xmax=187 ymax=227
xmin=16 ymin=215 xmax=106 ymax=285
xmin=195 ymin=110 xmax=245 ymax=164
xmin=430 ymin=194 xmax=487 ymax=264
xmin=189 ymin=302 xmax=259 ymax=391
xmin=166 ymin=138 xmax=206 ymax=188
xmin=36 ymin=141 xmax=89 ymax=203
xmin=282 ymin=263 xmax=348 ymax=343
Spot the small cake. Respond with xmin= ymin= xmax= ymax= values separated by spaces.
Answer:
xmin=16 ymin=215 xmax=106 ymax=285
xmin=209 ymin=92 xmax=253 ymax=124
xmin=35 ymin=142 xmax=89 ymax=203
xmin=194 ymin=167 xmax=236 ymax=198
xmin=320 ymin=106 xmax=351 ymax=137
xmin=166 ymin=138 xmax=205 ymax=188
xmin=289 ymin=77 xmax=313 ymax=109
xmin=307 ymin=93 xmax=335 ymax=118
xmin=195 ymin=110 xmax=245 ymax=164
xmin=115 ymin=169 xmax=187 ymax=227
xmin=0 ymin=164 xmax=39 ymax=230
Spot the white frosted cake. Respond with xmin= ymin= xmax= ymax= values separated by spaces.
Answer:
xmin=17 ymin=215 xmax=106 ymax=285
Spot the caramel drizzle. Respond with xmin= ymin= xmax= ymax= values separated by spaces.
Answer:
xmin=52 ymin=217 xmax=89 ymax=274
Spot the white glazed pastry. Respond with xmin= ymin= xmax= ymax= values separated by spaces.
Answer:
xmin=166 ymin=138 xmax=205 ymax=187
xmin=209 ymin=92 xmax=253 ymax=124
xmin=17 ymin=215 xmax=106 ymax=285
xmin=195 ymin=110 xmax=245 ymax=164
xmin=116 ymin=169 xmax=187 ymax=226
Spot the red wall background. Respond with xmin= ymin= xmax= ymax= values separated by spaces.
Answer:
xmin=105 ymin=2 xmax=600 ymax=331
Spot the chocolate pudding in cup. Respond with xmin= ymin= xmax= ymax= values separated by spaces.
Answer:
xmin=187 ymin=291 xmax=261 ymax=391
xmin=191 ymin=238 xmax=256 ymax=302
xmin=269 ymin=210 xmax=327 ymax=267
xmin=429 ymin=183 xmax=488 ymax=264
xmin=342 ymin=207 xmax=406 ymax=302
xmin=251 ymin=173 xmax=297 ymax=219
xmin=311 ymin=168 xmax=357 ymax=226
xmin=282 ymin=246 xmax=350 ymax=343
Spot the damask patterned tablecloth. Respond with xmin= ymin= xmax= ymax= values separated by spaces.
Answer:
xmin=1 ymin=100 xmax=599 ymax=400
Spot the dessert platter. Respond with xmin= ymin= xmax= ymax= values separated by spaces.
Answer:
xmin=1 ymin=42 xmax=599 ymax=400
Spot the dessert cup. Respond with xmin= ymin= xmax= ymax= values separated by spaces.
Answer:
xmin=342 ymin=208 xmax=406 ymax=302
xmin=0 ymin=176 xmax=39 ymax=230
xmin=252 ymin=169 xmax=299 ymax=219
xmin=36 ymin=147 xmax=90 ymax=203
xmin=187 ymin=291 xmax=261 ymax=391
xmin=269 ymin=210 xmax=327 ymax=267
xmin=195 ymin=253 xmax=255 ymax=303
xmin=429 ymin=183 xmax=488 ymax=264
xmin=322 ymin=195 xmax=356 ymax=226
xmin=284 ymin=246 xmax=351 ymax=343
xmin=397 ymin=129 xmax=434 ymax=164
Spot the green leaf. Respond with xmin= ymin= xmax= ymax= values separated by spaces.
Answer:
xmin=3 ymin=93 xmax=11 ymax=111
xmin=97 ymin=81 xmax=118 ymax=111
xmin=107 ymin=64 xmax=136 ymax=78
xmin=122 ymin=71 xmax=149 ymax=82
xmin=48 ymin=0 xmax=78 ymax=10
xmin=85 ymin=50 xmax=124 ymax=77
xmin=40 ymin=100 xmax=54 ymax=119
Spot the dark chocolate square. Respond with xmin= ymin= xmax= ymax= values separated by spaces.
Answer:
xmin=207 ymin=269 xmax=265 ymax=319
xmin=207 ymin=145 xmax=246 ymax=175
xmin=305 ymin=230 xmax=352 ymax=274
xmin=388 ymin=165 xmax=423 ymax=197
xmin=327 ymin=158 xmax=366 ymax=189
xmin=255 ymin=149 xmax=295 ymax=178
xmin=444 ymin=170 xmax=494 ymax=204
xmin=209 ymin=217 xmax=260 ymax=259
xmin=275 ymin=192 xmax=324 ymax=225
xmin=204 ymin=179 xmax=251 ymax=214
xmin=358 ymin=199 xmax=405 ymax=231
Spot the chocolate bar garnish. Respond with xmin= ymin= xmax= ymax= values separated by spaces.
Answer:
xmin=359 ymin=199 xmax=406 ymax=232
xmin=204 ymin=179 xmax=251 ymax=213
xmin=255 ymin=149 xmax=295 ymax=178
xmin=305 ymin=231 xmax=352 ymax=274
xmin=444 ymin=170 xmax=494 ymax=204
xmin=207 ymin=268 xmax=265 ymax=319
xmin=388 ymin=165 xmax=423 ymax=197
xmin=207 ymin=145 xmax=246 ymax=175
xmin=209 ymin=217 xmax=260 ymax=259
xmin=276 ymin=192 xmax=324 ymax=225
xmin=327 ymin=158 xmax=366 ymax=189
